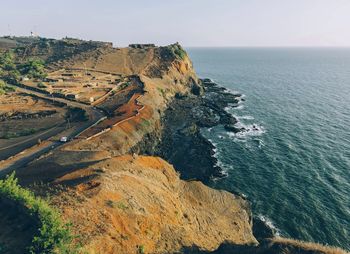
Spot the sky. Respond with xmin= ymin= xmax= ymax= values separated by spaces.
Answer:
xmin=1 ymin=0 xmax=350 ymax=47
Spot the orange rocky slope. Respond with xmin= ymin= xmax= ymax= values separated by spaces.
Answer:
xmin=50 ymin=155 xmax=257 ymax=253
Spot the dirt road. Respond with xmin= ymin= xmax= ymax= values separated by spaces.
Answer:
xmin=0 ymin=85 xmax=105 ymax=176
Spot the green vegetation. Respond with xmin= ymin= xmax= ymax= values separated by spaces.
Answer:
xmin=157 ymin=87 xmax=166 ymax=97
xmin=0 ymin=51 xmax=47 ymax=88
xmin=0 ymin=79 xmax=15 ymax=95
xmin=19 ymin=59 xmax=47 ymax=80
xmin=0 ymin=51 xmax=16 ymax=71
xmin=118 ymin=82 xmax=129 ymax=90
xmin=140 ymin=118 xmax=151 ymax=128
xmin=138 ymin=245 xmax=145 ymax=254
xmin=0 ymin=173 xmax=76 ymax=254
xmin=171 ymin=44 xmax=187 ymax=60
xmin=105 ymin=200 xmax=128 ymax=210
xmin=37 ymin=82 xmax=47 ymax=88
xmin=0 ymin=51 xmax=20 ymax=85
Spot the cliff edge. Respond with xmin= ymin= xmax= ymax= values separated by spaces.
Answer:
xmin=0 ymin=37 xmax=347 ymax=254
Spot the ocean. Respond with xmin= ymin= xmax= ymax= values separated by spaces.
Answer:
xmin=187 ymin=48 xmax=350 ymax=250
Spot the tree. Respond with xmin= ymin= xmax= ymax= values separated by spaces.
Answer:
xmin=0 ymin=51 xmax=19 ymax=84
xmin=0 ymin=79 xmax=5 ymax=88
xmin=0 ymin=51 xmax=15 ymax=71
xmin=19 ymin=59 xmax=47 ymax=79
xmin=4 ymin=69 xmax=20 ymax=84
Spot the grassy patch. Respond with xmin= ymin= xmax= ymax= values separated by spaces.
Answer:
xmin=140 ymin=118 xmax=151 ymax=128
xmin=0 ymin=173 xmax=77 ymax=254
xmin=138 ymin=245 xmax=145 ymax=254
xmin=37 ymin=82 xmax=47 ymax=89
xmin=105 ymin=200 xmax=128 ymax=210
xmin=169 ymin=44 xmax=187 ymax=60
xmin=157 ymin=87 xmax=166 ymax=97
xmin=173 ymin=47 xmax=187 ymax=60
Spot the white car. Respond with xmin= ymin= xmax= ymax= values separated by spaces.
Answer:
xmin=60 ymin=136 xmax=68 ymax=142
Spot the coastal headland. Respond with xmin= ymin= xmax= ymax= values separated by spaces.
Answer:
xmin=0 ymin=36 xmax=348 ymax=254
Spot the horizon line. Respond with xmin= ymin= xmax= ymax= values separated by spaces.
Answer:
xmin=184 ymin=45 xmax=350 ymax=48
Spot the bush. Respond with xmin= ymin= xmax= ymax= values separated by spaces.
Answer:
xmin=169 ymin=44 xmax=187 ymax=60
xmin=0 ymin=80 xmax=5 ymax=89
xmin=174 ymin=47 xmax=187 ymax=60
xmin=0 ymin=172 xmax=76 ymax=254
xmin=19 ymin=59 xmax=47 ymax=80
xmin=0 ymin=51 xmax=15 ymax=71
xmin=0 ymin=79 xmax=15 ymax=95
xmin=37 ymin=82 xmax=47 ymax=88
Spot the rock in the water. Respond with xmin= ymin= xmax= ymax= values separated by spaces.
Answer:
xmin=220 ymin=113 xmax=238 ymax=125
xmin=252 ymin=216 xmax=276 ymax=242
xmin=224 ymin=125 xmax=246 ymax=133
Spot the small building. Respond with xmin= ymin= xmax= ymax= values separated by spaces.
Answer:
xmin=89 ymin=97 xmax=95 ymax=103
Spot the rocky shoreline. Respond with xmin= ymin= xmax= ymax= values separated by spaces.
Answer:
xmin=153 ymin=78 xmax=243 ymax=183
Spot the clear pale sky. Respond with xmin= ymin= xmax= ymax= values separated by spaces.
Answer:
xmin=1 ymin=0 xmax=350 ymax=47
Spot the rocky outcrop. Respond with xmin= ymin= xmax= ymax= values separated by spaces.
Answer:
xmin=50 ymin=155 xmax=257 ymax=254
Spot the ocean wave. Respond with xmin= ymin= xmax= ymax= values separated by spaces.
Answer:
xmin=228 ymin=122 xmax=266 ymax=140
xmin=257 ymin=214 xmax=281 ymax=236
xmin=232 ymin=114 xmax=255 ymax=120
xmin=235 ymin=104 xmax=245 ymax=110
xmin=205 ymin=138 xmax=230 ymax=179
xmin=225 ymin=87 xmax=242 ymax=96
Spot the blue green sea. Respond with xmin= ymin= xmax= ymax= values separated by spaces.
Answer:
xmin=187 ymin=48 xmax=350 ymax=250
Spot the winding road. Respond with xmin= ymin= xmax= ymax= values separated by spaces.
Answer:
xmin=0 ymin=84 xmax=106 ymax=176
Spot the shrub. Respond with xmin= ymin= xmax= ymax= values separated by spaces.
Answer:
xmin=0 ymin=172 xmax=76 ymax=254
xmin=138 ymin=245 xmax=145 ymax=254
xmin=0 ymin=51 xmax=15 ymax=71
xmin=19 ymin=59 xmax=47 ymax=80
xmin=0 ymin=79 xmax=16 ymax=94
xmin=37 ymin=82 xmax=47 ymax=88
xmin=174 ymin=47 xmax=187 ymax=60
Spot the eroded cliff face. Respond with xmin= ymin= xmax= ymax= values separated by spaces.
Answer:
xmin=50 ymin=155 xmax=257 ymax=254
xmin=62 ymin=43 xmax=199 ymax=155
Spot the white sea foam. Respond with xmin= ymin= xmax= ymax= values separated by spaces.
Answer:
xmin=218 ymin=135 xmax=225 ymax=140
xmin=227 ymin=123 xmax=266 ymax=140
xmin=205 ymin=137 xmax=230 ymax=178
xmin=257 ymin=214 xmax=281 ymax=236
xmin=235 ymin=104 xmax=245 ymax=110
xmin=238 ymin=115 xmax=254 ymax=120
xmin=253 ymin=138 xmax=265 ymax=148
xmin=232 ymin=114 xmax=255 ymax=120
xmin=225 ymin=87 xmax=242 ymax=95
xmin=224 ymin=106 xmax=232 ymax=112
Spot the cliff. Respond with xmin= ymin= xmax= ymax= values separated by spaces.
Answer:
xmin=49 ymin=155 xmax=256 ymax=253
xmin=1 ymin=38 xmax=347 ymax=254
